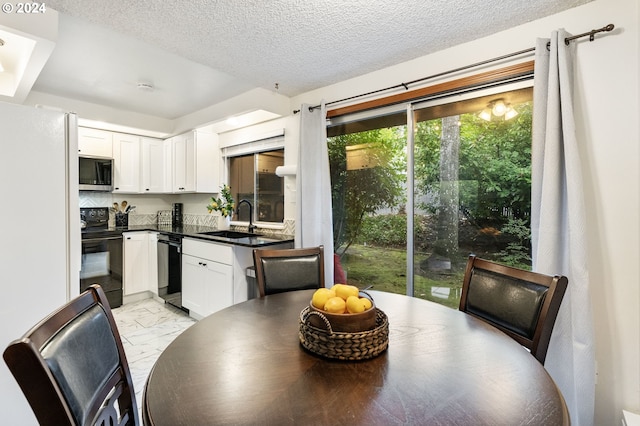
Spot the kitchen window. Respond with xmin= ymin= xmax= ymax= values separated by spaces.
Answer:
xmin=328 ymin=82 xmax=533 ymax=309
xmin=228 ymin=149 xmax=285 ymax=225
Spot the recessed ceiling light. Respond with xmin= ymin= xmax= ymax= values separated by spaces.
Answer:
xmin=137 ymin=82 xmax=154 ymax=91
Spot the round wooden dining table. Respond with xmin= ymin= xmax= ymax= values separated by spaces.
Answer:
xmin=142 ymin=289 xmax=569 ymax=425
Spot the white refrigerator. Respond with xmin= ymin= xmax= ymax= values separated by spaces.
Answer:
xmin=0 ymin=101 xmax=81 ymax=424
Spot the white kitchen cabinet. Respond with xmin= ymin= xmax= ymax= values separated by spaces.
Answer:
xmin=80 ymin=125 xmax=219 ymax=195
xmin=113 ymin=133 xmax=141 ymax=193
xmin=78 ymin=127 xmax=113 ymax=157
xmin=181 ymin=255 xmax=207 ymax=315
xmin=123 ymin=232 xmax=149 ymax=296
xmin=141 ymin=137 xmax=167 ymax=193
xmin=182 ymin=238 xmax=234 ymax=320
xmin=172 ymin=132 xmax=196 ymax=192
xmin=165 ymin=130 xmax=221 ymax=194
xmin=182 ymin=254 xmax=233 ymax=319
xmin=163 ymin=139 xmax=173 ymax=192
xmin=181 ymin=237 xmax=293 ymax=320
xmin=195 ymin=131 xmax=220 ymax=193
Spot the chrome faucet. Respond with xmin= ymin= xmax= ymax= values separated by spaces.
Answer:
xmin=237 ymin=199 xmax=257 ymax=233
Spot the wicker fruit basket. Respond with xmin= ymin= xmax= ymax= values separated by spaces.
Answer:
xmin=299 ymin=302 xmax=389 ymax=361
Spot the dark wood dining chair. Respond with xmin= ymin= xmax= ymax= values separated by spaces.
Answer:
xmin=459 ymin=255 xmax=568 ymax=364
xmin=253 ymin=245 xmax=325 ymax=297
xmin=3 ymin=284 xmax=138 ymax=426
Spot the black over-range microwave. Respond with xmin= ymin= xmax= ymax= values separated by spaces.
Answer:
xmin=79 ymin=155 xmax=113 ymax=191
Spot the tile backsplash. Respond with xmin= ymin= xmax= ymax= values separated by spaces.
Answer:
xmin=80 ymin=191 xmax=294 ymax=236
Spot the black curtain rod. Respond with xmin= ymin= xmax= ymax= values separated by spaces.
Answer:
xmin=294 ymin=23 xmax=615 ymax=114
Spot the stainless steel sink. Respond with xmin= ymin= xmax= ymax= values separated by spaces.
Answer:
xmin=198 ymin=230 xmax=262 ymax=239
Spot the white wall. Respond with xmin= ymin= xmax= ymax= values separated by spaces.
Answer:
xmin=288 ymin=0 xmax=639 ymax=423
xmin=574 ymin=2 xmax=639 ymax=424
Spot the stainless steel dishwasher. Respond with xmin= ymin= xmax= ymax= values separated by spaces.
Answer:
xmin=157 ymin=233 xmax=185 ymax=311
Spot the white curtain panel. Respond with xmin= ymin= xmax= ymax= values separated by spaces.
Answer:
xmin=531 ymin=30 xmax=595 ymax=426
xmin=296 ymin=102 xmax=334 ymax=286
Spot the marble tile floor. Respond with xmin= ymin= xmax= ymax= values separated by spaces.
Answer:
xmin=111 ymin=297 xmax=196 ymax=418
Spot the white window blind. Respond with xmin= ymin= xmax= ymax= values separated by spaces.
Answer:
xmin=221 ymin=130 xmax=285 ymax=158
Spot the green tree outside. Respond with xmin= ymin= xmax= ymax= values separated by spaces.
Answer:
xmin=329 ymin=127 xmax=406 ymax=256
xmin=414 ymin=102 xmax=532 ymax=226
xmin=328 ymin=100 xmax=534 ymax=306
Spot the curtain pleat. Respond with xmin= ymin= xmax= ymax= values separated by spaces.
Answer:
xmin=296 ymin=102 xmax=334 ymax=285
xmin=531 ymin=30 xmax=595 ymax=426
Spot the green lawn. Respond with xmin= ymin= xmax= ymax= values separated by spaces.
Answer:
xmin=340 ymin=244 xmax=466 ymax=309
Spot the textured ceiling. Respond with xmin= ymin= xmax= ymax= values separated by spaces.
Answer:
xmin=31 ymin=14 xmax=254 ymax=120
xmin=35 ymin=0 xmax=592 ymax=119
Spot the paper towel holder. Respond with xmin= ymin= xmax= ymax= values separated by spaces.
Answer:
xmin=275 ymin=165 xmax=297 ymax=177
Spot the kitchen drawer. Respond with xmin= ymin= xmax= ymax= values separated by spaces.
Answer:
xmin=183 ymin=238 xmax=233 ymax=264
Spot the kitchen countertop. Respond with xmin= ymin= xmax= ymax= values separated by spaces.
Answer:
xmin=100 ymin=224 xmax=294 ymax=248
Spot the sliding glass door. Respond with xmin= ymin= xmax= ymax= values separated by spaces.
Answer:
xmin=328 ymin=107 xmax=408 ymax=294
xmin=328 ymin=85 xmax=533 ymax=309
xmin=411 ymin=87 xmax=533 ymax=308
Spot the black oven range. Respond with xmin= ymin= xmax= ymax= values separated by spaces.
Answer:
xmin=80 ymin=207 xmax=123 ymax=308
